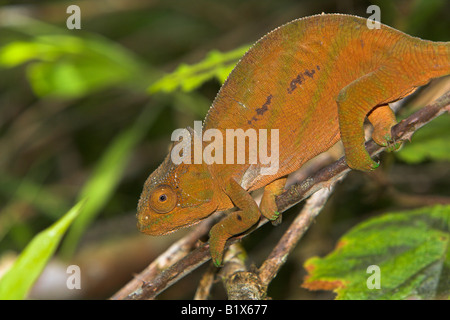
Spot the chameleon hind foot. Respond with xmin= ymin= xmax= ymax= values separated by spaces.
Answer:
xmin=260 ymin=177 xmax=287 ymax=226
xmin=337 ymin=66 xmax=410 ymax=172
xmin=368 ymin=104 xmax=401 ymax=152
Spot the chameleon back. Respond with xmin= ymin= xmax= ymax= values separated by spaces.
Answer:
xmin=203 ymin=14 xmax=450 ymax=191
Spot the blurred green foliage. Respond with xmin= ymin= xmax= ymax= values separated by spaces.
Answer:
xmin=396 ymin=115 xmax=450 ymax=164
xmin=0 ymin=34 xmax=141 ymax=98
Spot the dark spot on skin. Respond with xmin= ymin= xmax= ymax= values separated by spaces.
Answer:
xmin=248 ymin=94 xmax=273 ymax=125
xmin=237 ymin=214 xmax=242 ymax=221
xmin=255 ymin=94 xmax=273 ymax=115
xmin=247 ymin=116 xmax=258 ymax=125
xmin=360 ymin=39 xmax=364 ymax=48
xmin=255 ymin=107 xmax=265 ymax=116
xmin=287 ymin=73 xmax=304 ymax=94
xmin=304 ymin=69 xmax=315 ymax=78
xmin=287 ymin=66 xmax=320 ymax=94
xmin=247 ymin=117 xmax=258 ymax=124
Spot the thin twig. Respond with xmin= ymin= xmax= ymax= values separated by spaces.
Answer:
xmin=193 ymin=263 xmax=218 ymax=300
xmin=111 ymin=213 xmax=223 ymax=300
xmin=258 ymin=184 xmax=338 ymax=287
xmin=114 ymin=91 xmax=450 ymax=300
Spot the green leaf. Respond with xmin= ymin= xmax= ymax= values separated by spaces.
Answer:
xmin=148 ymin=45 xmax=250 ymax=94
xmin=0 ymin=200 xmax=84 ymax=300
xmin=59 ymin=104 xmax=164 ymax=258
xmin=303 ymin=204 xmax=450 ymax=300
xmin=396 ymin=115 xmax=450 ymax=164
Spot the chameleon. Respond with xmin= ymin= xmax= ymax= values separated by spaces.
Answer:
xmin=137 ymin=14 xmax=450 ymax=266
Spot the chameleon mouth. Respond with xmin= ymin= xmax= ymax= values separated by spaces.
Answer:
xmin=136 ymin=211 xmax=204 ymax=236
xmin=136 ymin=212 xmax=180 ymax=235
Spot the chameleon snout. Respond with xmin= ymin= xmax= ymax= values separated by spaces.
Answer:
xmin=136 ymin=213 xmax=151 ymax=233
xmin=136 ymin=209 xmax=161 ymax=235
xmin=136 ymin=210 xmax=173 ymax=235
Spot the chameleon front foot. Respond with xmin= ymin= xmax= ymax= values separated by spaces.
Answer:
xmin=209 ymin=178 xmax=262 ymax=267
xmin=209 ymin=224 xmax=228 ymax=267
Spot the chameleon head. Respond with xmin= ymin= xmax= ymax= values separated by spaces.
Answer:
xmin=137 ymin=152 xmax=219 ymax=235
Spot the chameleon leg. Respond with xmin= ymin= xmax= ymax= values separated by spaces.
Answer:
xmin=337 ymin=68 xmax=403 ymax=171
xmin=367 ymin=104 xmax=401 ymax=152
xmin=259 ymin=177 xmax=287 ymax=226
xmin=209 ymin=178 xmax=261 ymax=266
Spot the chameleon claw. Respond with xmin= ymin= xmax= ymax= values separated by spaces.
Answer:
xmin=374 ymin=133 xmax=392 ymax=147
xmin=371 ymin=160 xmax=380 ymax=170
xmin=210 ymin=244 xmax=224 ymax=267
xmin=385 ymin=141 xmax=402 ymax=152
xmin=346 ymin=156 xmax=379 ymax=172
xmin=209 ymin=227 xmax=225 ymax=267
xmin=272 ymin=211 xmax=280 ymax=219
xmin=213 ymin=257 xmax=223 ymax=267
xmin=271 ymin=211 xmax=282 ymax=226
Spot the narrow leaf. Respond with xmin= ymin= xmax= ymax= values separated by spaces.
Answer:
xmin=60 ymin=104 xmax=163 ymax=258
xmin=148 ymin=45 xmax=250 ymax=94
xmin=0 ymin=200 xmax=84 ymax=300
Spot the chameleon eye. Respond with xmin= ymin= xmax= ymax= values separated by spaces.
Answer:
xmin=149 ymin=185 xmax=177 ymax=214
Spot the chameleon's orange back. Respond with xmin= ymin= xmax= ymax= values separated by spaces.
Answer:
xmin=204 ymin=14 xmax=449 ymax=191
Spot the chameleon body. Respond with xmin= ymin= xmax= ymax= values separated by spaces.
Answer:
xmin=137 ymin=14 xmax=450 ymax=266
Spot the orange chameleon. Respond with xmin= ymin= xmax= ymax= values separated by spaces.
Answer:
xmin=137 ymin=14 xmax=450 ymax=266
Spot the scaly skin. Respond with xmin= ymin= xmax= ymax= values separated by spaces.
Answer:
xmin=137 ymin=14 xmax=450 ymax=266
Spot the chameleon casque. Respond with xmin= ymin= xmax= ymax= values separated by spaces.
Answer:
xmin=137 ymin=14 xmax=450 ymax=266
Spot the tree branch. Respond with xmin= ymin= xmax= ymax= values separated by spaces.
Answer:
xmin=258 ymin=185 xmax=338 ymax=287
xmin=113 ymin=90 xmax=450 ymax=300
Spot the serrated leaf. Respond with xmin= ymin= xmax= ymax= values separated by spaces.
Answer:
xmin=303 ymin=205 xmax=450 ymax=300
xmin=396 ymin=115 xmax=450 ymax=164
xmin=0 ymin=200 xmax=84 ymax=300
